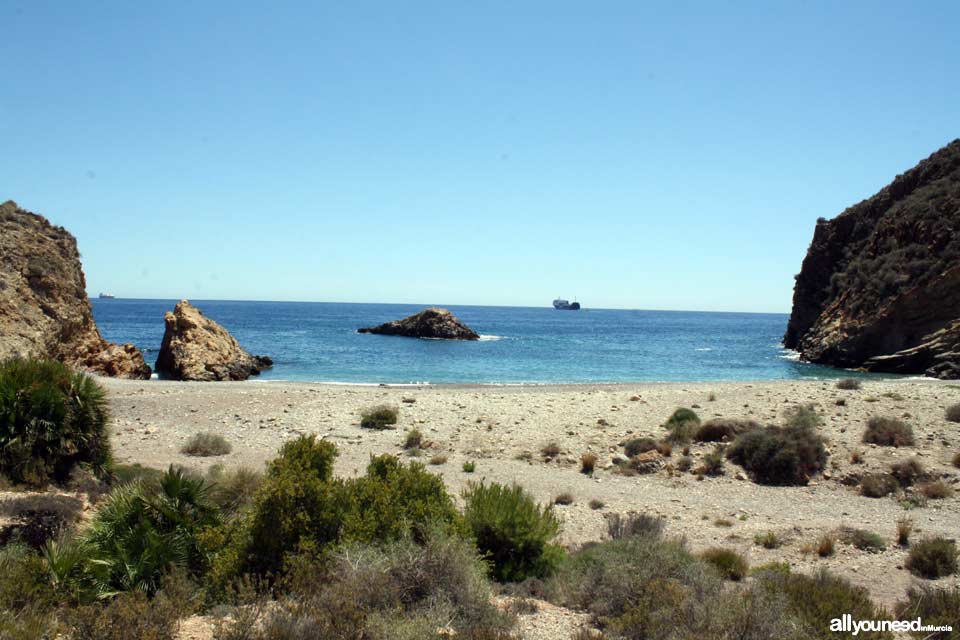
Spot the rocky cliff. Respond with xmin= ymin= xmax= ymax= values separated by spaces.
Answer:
xmin=784 ymin=140 xmax=960 ymax=378
xmin=155 ymin=300 xmax=272 ymax=381
xmin=358 ymin=308 xmax=480 ymax=340
xmin=0 ymin=201 xmax=151 ymax=378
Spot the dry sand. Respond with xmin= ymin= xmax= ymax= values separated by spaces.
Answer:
xmin=95 ymin=377 xmax=960 ymax=637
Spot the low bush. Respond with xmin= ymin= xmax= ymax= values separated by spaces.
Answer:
xmin=589 ymin=499 xmax=605 ymax=510
xmin=84 ymin=466 xmax=221 ymax=595
xmin=402 ymin=429 xmax=423 ymax=450
xmin=700 ymin=547 xmax=748 ymax=581
xmin=896 ymin=585 xmax=960 ymax=640
xmin=946 ymin=403 xmax=960 ymax=423
xmin=906 ymin=537 xmax=958 ymax=579
xmin=676 ymin=456 xmax=693 ymax=472
xmin=726 ymin=423 xmax=827 ymax=485
xmin=783 ymin=403 xmax=824 ymax=430
xmin=753 ymin=569 xmax=893 ymax=639
xmin=553 ymin=492 xmax=574 ymax=506
xmin=860 ymin=473 xmax=899 ymax=498
xmin=754 ymin=531 xmax=782 ymax=549
xmin=0 ymin=358 xmax=111 ymax=485
xmin=0 ymin=544 xmax=57 ymax=615
xmin=694 ymin=418 xmax=759 ymax=442
xmin=918 ymin=480 xmax=953 ymax=500
xmin=663 ymin=408 xmax=701 ymax=444
xmin=180 ymin=432 xmax=231 ymax=457
xmin=580 ymin=453 xmax=597 ymax=474
xmin=623 ymin=437 xmax=657 ymax=457
xmin=541 ymin=442 xmax=561 ymax=459
xmin=429 ymin=454 xmax=447 ymax=465
xmin=863 ymin=416 xmax=914 ymax=447
xmin=836 ymin=378 xmax=862 ymax=390
xmin=605 ymin=512 xmax=665 ymax=540
xmin=954 ymin=452 xmax=960 ymax=468
xmin=841 ymin=528 xmax=886 ymax=552
xmin=206 ymin=465 xmax=263 ymax=516
xmin=816 ymin=534 xmax=835 ymax=557
xmin=217 ymin=534 xmax=515 ymax=640
xmin=462 ymin=481 xmax=563 ymax=582
xmin=890 ymin=458 xmax=925 ymax=487
xmin=462 ymin=461 xmax=476 ymax=473
xmin=699 ymin=445 xmax=725 ymax=476
xmin=360 ymin=405 xmax=398 ymax=430
xmin=896 ymin=517 xmax=913 ymax=547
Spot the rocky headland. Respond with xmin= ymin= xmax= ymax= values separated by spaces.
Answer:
xmin=358 ymin=307 xmax=480 ymax=340
xmin=0 ymin=201 xmax=151 ymax=378
xmin=785 ymin=140 xmax=960 ymax=378
xmin=155 ymin=300 xmax=273 ymax=381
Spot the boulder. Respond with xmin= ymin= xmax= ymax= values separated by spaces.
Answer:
xmin=0 ymin=201 xmax=151 ymax=378
xmin=784 ymin=139 xmax=960 ymax=378
xmin=155 ymin=300 xmax=272 ymax=381
xmin=358 ymin=308 xmax=480 ymax=340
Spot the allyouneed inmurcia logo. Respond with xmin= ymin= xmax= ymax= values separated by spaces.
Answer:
xmin=831 ymin=614 xmax=952 ymax=635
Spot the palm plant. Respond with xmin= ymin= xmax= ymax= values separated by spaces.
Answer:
xmin=84 ymin=466 xmax=220 ymax=595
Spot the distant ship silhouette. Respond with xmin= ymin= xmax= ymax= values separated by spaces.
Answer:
xmin=552 ymin=297 xmax=580 ymax=310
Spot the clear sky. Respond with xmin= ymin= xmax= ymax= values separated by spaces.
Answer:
xmin=2 ymin=1 xmax=957 ymax=312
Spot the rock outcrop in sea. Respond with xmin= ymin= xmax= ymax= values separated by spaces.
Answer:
xmin=0 ymin=201 xmax=152 ymax=378
xmin=784 ymin=139 xmax=960 ymax=378
xmin=155 ymin=300 xmax=273 ymax=381
xmin=358 ymin=308 xmax=480 ymax=340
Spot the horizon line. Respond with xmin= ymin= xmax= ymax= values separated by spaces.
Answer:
xmin=89 ymin=295 xmax=790 ymax=316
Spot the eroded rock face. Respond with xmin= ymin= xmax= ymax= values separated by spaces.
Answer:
xmin=0 ymin=201 xmax=151 ymax=379
xmin=784 ymin=140 xmax=960 ymax=378
xmin=155 ymin=300 xmax=272 ymax=381
xmin=358 ymin=308 xmax=480 ymax=340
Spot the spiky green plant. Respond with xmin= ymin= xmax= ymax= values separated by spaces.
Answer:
xmin=83 ymin=466 xmax=220 ymax=595
xmin=0 ymin=358 xmax=110 ymax=485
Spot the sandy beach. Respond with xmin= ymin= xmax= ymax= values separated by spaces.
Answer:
xmin=102 ymin=377 xmax=960 ymax=610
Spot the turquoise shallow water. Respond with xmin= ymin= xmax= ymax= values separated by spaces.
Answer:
xmin=91 ymin=299 xmax=865 ymax=384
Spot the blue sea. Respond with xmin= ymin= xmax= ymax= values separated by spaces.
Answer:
xmin=91 ymin=299 xmax=861 ymax=385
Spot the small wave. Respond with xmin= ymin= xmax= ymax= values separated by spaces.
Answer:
xmin=478 ymin=334 xmax=504 ymax=341
xmin=694 ymin=347 xmax=712 ymax=352
xmin=778 ymin=350 xmax=801 ymax=361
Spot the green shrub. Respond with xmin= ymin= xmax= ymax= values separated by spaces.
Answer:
xmin=890 ymin=458 xmax=925 ymax=487
xmin=783 ymin=404 xmax=823 ymax=430
xmin=0 ymin=358 xmax=110 ymax=485
xmin=605 ymin=512 xmax=665 ymax=540
xmin=841 ymin=528 xmax=886 ymax=552
xmin=180 ymin=432 xmax=231 ymax=457
xmin=206 ymin=465 xmax=263 ymax=516
xmin=83 ymin=466 xmax=221 ymax=595
xmin=700 ymin=547 xmax=748 ymax=581
xmin=360 ymin=405 xmax=398 ymax=430
xmin=623 ymin=437 xmax=657 ymax=457
xmin=906 ymin=537 xmax=958 ymax=579
xmin=896 ymin=585 xmax=960 ymax=640
xmin=218 ymin=534 xmax=515 ymax=640
xmin=462 ymin=482 xmax=563 ymax=582
xmin=269 ymin=434 xmax=337 ymax=480
xmin=946 ymin=403 xmax=960 ymax=423
xmin=694 ymin=418 xmax=759 ymax=442
xmin=665 ymin=408 xmax=700 ymax=427
xmin=836 ymin=378 xmax=862 ymax=390
xmin=402 ymin=429 xmax=423 ymax=450
xmin=340 ymin=455 xmax=463 ymax=545
xmin=0 ymin=544 xmax=57 ymax=614
xmin=754 ymin=531 xmax=782 ymax=549
xmin=860 ymin=473 xmax=899 ymax=498
xmin=754 ymin=569 xmax=893 ymax=639
xmin=462 ymin=460 xmax=476 ymax=473
xmin=700 ymin=445 xmax=725 ymax=476
xmin=726 ymin=423 xmax=827 ymax=485
xmin=863 ymin=416 xmax=914 ymax=447
xmin=663 ymin=408 xmax=700 ymax=444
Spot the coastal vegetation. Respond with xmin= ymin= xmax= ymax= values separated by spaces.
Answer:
xmin=359 ymin=404 xmax=399 ymax=429
xmin=1 ymin=357 xmax=957 ymax=638
xmin=180 ymin=432 xmax=232 ymax=457
xmin=863 ymin=416 xmax=915 ymax=447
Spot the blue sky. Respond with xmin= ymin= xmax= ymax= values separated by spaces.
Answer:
xmin=2 ymin=1 xmax=957 ymax=312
